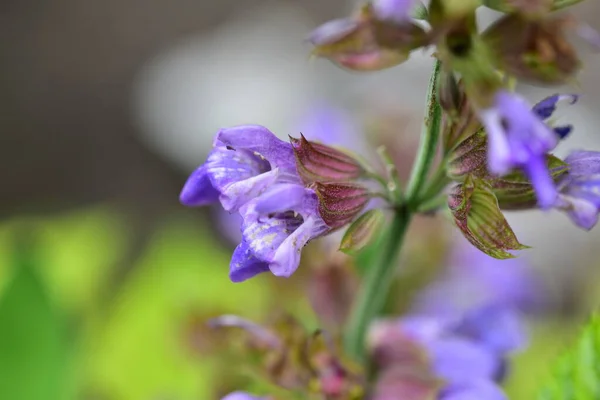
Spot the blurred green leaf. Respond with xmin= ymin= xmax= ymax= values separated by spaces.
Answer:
xmin=537 ymin=315 xmax=600 ymax=400
xmin=81 ymin=217 xmax=273 ymax=400
xmin=0 ymin=233 xmax=68 ymax=400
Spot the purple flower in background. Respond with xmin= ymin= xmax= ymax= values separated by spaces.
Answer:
xmin=555 ymin=150 xmax=600 ymax=230
xmin=372 ymin=0 xmax=415 ymax=23
xmin=478 ymin=92 xmax=577 ymax=209
xmin=414 ymin=237 xmax=543 ymax=315
xmin=440 ymin=381 xmax=507 ymax=400
xmin=221 ymin=392 xmax=267 ymax=400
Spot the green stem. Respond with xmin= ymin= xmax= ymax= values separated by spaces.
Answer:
xmin=405 ymin=59 xmax=443 ymax=207
xmin=343 ymin=208 xmax=412 ymax=361
xmin=342 ymin=61 xmax=444 ymax=363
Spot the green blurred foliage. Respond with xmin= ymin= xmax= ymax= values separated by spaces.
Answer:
xmin=0 ymin=231 xmax=68 ymax=400
xmin=0 ymin=206 xmax=595 ymax=400
xmin=536 ymin=315 xmax=600 ymax=400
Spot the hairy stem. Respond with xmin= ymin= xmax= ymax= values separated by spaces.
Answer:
xmin=343 ymin=61 xmax=444 ymax=363
xmin=343 ymin=207 xmax=412 ymax=361
xmin=405 ymin=59 xmax=443 ymax=207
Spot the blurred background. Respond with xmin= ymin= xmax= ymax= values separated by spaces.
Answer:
xmin=1 ymin=0 xmax=600 ymax=399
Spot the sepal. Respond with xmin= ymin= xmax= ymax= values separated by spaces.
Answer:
xmin=290 ymin=134 xmax=365 ymax=184
xmin=483 ymin=15 xmax=581 ymax=85
xmin=339 ymin=209 xmax=386 ymax=255
xmin=446 ymin=130 xmax=488 ymax=180
xmin=314 ymin=183 xmax=371 ymax=230
xmin=493 ymin=155 xmax=569 ymax=210
xmin=448 ymin=176 xmax=528 ymax=259
xmin=309 ymin=4 xmax=427 ymax=71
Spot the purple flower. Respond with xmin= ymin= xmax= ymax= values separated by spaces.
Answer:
xmin=180 ymin=125 xmax=300 ymax=212
xmin=221 ymin=392 xmax=267 ymax=400
xmin=234 ymin=184 xmax=328 ymax=280
xmin=555 ymin=150 xmax=600 ymax=230
xmin=372 ymin=0 xmax=415 ymax=23
xmin=181 ymin=125 xmax=329 ymax=282
xmin=479 ymin=92 xmax=577 ymax=209
xmin=440 ymin=381 xmax=507 ymax=400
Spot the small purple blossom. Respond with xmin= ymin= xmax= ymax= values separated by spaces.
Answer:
xmin=181 ymin=125 xmax=328 ymax=282
xmin=372 ymin=0 xmax=415 ymax=23
xmin=221 ymin=392 xmax=267 ymax=400
xmin=440 ymin=380 xmax=507 ymax=400
xmin=555 ymin=150 xmax=600 ymax=230
xmin=479 ymin=92 xmax=577 ymax=209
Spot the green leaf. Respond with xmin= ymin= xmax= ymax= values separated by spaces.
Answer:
xmin=537 ymin=315 xmax=600 ymax=400
xmin=0 ymin=233 xmax=68 ymax=400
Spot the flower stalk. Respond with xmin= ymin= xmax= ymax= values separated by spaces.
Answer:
xmin=343 ymin=60 xmax=444 ymax=361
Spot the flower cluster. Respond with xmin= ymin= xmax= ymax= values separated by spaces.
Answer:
xmin=179 ymin=0 xmax=600 ymax=398
xmin=180 ymin=125 xmax=377 ymax=281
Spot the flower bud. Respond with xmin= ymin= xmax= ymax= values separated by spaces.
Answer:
xmin=313 ymin=183 xmax=371 ymax=230
xmin=309 ymin=4 xmax=427 ymax=71
xmin=448 ymin=176 xmax=528 ymax=259
xmin=483 ymin=14 xmax=580 ymax=85
xmin=290 ymin=134 xmax=364 ymax=184
xmin=340 ymin=209 xmax=386 ymax=255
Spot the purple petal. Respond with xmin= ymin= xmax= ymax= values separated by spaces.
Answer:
xmin=523 ymin=155 xmax=558 ymax=209
xmin=216 ymin=209 xmax=243 ymax=244
xmin=221 ymin=392 xmax=267 ymax=400
xmin=179 ymin=165 xmax=220 ymax=207
xmin=208 ymin=315 xmax=280 ymax=348
xmin=429 ymin=338 xmax=499 ymax=384
xmin=229 ymin=241 xmax=270 ymax=282
xmin=204 ymin=146 xmax=275 ymax=211
xmin=399 ymin=316 xmax=450 ymax=343
xmin=373 ymin=0 xmax=414 ymax=23
xmin=565 ymin=150 xmax=600 ymax=177
xmin=270 ymin=215 xmax=325 ymax=277
xmin=557 ymin=194 xmax=599 ymax=230
xmin=240 ymin=204 xmax=304 ymax=262
xmin=216 ymin=125 xmax=298 ymax=178
xmin=532 ymin=94 xmax=578 ymax=120
xmin=553 ymin=125 xmax=572 ymax=139
xmin=456 ymin=304 xmax=527 ymax=354
xmin=308 ymin=18 xmax=359 ymax=46
xmin=479 ymin=108 xmax=512 ymax=175
xmin=253 ymin=184 xmax=307 ymax=214
xmin=441 ymin=381 xmax=507 ymax=400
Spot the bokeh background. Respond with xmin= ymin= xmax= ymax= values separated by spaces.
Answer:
xmin=2 ymin=0 xmax=600 ymax=399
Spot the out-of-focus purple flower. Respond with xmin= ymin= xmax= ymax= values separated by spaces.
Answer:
xmin=414 ymin=237 xmax=544 ymax=315
xmin=555 ymin=150 xmax=600 ymax=230
xmin=372 ymin=0 xmax=415 ymax=23
xmin=478 ymin=92 xmax=577 ymax=209
xmin=221 ymin=392 xmax=267 ymax=400
xmin=427 ymin=338 xmax=499 ymax=384
xmin=440 ymin=381 xmax=507 ymax=400
xmin=181 ymin=125 xmax=331 ymax=282
xmin=180 ymin=125 xmax=300 ymax=211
